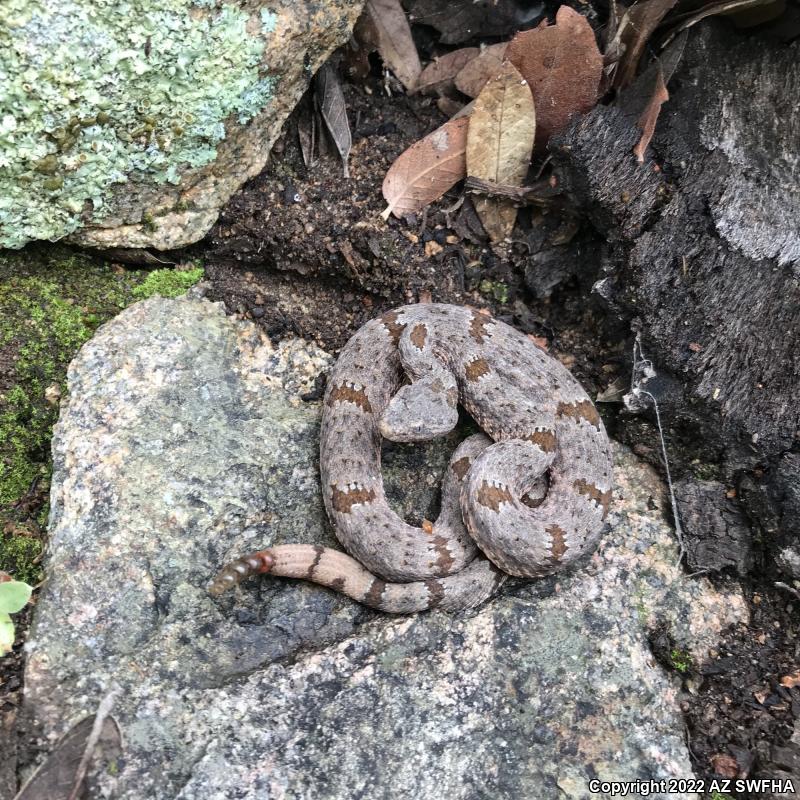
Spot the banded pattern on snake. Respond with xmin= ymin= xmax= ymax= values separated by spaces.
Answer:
xmin=210 ymin=303 xmax=613 ymax=613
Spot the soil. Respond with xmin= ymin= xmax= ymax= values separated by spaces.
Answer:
xmin=1 ymin=22 xmax=798 ymax=800
xmin=686 ymin=585 xmax=800 ymax=796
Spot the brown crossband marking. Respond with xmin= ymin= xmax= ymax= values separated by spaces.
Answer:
xmin=432 ymin=534 xmax=455 ymax=575
xmin=410 ymin=323 xmax=427 ymax=349
xmin=330 ymin=577 xmax=346 ymax=592
xmin=364 ymin=578 xmax=386 ymax=607
xmin=527 ymin=429 xmax=557 ymax=452
xmin=381 ymin=311 xmax=405 ymax=345
xmin=476 ymin=480 xmax=514 ymax=511
xmin=450 ymin=456 xmax=472 ymax=480
xmin=573 ymin=479 xmax=612 ymax=519
xmin=425 ymin=579 xmax=445 ymax=608
xmin=328 ymin=383 xmax=372 ymax=413
xmin=307 ymin=545 xmax=325 ymax=578
xmin=556 ymin=400 xmax=601 ymax=430
xmin=330 ymin=484 xmax=377 ymax=513
xmin=469 ymin=310 xmax=493 ymax=343
xmin=546 ymin=524 xmax=567 ymax=561
xmin=465 ymin=357 xmax=491 ymax=382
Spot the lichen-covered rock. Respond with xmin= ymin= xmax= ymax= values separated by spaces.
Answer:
xmin=0 ymin=0 xmax=362 ymax=250
xmin=23 ymin=294 xmax=747 ymax=798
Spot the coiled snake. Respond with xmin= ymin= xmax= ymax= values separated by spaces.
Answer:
xmin=210 ymin=304 xmax=613 ymax=613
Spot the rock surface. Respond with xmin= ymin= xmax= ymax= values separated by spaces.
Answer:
xmin=23 ymin=294 xmax=748 ymax=799
xmin=0 ymin=0 xmax=362 ymax=251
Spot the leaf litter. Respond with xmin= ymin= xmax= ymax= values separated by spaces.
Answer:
xmin=466 ymin=61 xmax=536 ymax=241
xmin=316 ymin=63 xmax=352 ymax=178
xmin=363 ymin=0 xmax=423 ymax=91
xmin=382 ymin=116 xmax=469 ymax=218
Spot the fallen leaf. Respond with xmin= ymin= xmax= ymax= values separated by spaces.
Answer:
xmin=780 ymin=669 xmax=800 ymax=688
xmin=366 ymin=0 xmax=422 ymax=91
xmin=528 ymin=334 xmax=549 ymax=350
xmin=297 ymin=109 xmax=315 ymax=168
xmin=454 ymin=43 xmax=508 ymax=97
xmin=382 ymin=116 xmax=469 ymax=219
xmin=661 ymin=0 xmax=777 ymax=47
xmin=424 ymin=240 xmax=443 ymax=256
xmin=506 ymin=6 xmax=603 ymax=148
xmin=710 ymin=753 xmax=740 ymax=779
xmin=611 ymin=0 xmax=678 ymax=89
xmin=619 ymin=32 xmax=686 ymax=163
xmin=416 ymin=48 xmax=479 ymax=95
xmin=466 ymin=61 xmax=535 ymax=241
xmin=633 ymin=63 xmax=669 ymax=162
xmin=754 ymin=687 xmax=770 ymax=704
xmin=14 ymin=714 xmax=122 ymax=800
xmin=408 ymin=0 xmax=542 ymax=44
xmin=315 ymin=63 xmax=352 ymax=178
xmin=728 ymin=0 xmax=786 ymax=27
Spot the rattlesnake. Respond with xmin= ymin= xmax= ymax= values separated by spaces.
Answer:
xmin=210 ymin=303 xmax=613 ymax=613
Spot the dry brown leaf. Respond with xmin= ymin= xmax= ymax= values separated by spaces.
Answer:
xmin=633 ymin=63 xmax=669 ymax=162
xmin=454 ymin=43 xmax=508 ymax=97
xmin=382 ymin=116 xmax=469 ymax=219
xmin=619 ymin=32 xmax=686 ymax=164
xmin=612 ymin=0 xmax=678 ymax=89
xmin=506 ymin=6 xmax=602 ymax=148
xmin=661 ymin=0 xmax=778 ymax=46
xmin=416 ymin=47 xmax=480 ymax=95
xmin=14 ymin=713 xmax=122 ymax=800
xmin=466 ymin=61 xmax=535 ymax=242
xmin=315 ymin=63 xmax=352 ymax=178
xmin=366 ymin=0 xmax=422 ymax=91
xmin=780 ymin=669 xmax=800 ymax=688
xmin=710 ymin=753 xmax=740 ymax=779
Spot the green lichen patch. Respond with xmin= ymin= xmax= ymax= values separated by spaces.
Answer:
xmin=132 ymin=265 xmax=204 ymax=299
xmin=0 ymin=245 xmax=147 ymax=519
xmin=0 ymin=0 xmax=275 ymax=248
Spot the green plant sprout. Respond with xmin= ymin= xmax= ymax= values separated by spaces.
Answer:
xmin=0 ymin=579 xmax=32 ymax=654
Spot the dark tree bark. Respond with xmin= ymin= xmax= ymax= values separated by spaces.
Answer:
xmin=551 ymin=21 xmax=800 ymax=579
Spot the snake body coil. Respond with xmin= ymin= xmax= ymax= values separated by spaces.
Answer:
xmin=211 ymin=304 xmax=613 ymax=613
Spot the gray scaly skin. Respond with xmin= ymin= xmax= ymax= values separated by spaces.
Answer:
xmin=210 ymin=304 xmax=613 ymax=613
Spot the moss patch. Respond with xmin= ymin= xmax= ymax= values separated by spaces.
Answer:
xmin=669 ymin=647 xmax=692 ymax=674
xmin=0 ymin=245 xmax=147 ymax=529
xmin=132 ymin=265 xmax=204 ymax=299
xmin=0 ymin=530 xmax=43 ymax=584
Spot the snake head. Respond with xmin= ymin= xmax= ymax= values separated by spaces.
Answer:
xmin=208 ymin=551 xmax=274 ymax=596
xmin=379 ymin=377 xmax=458 ymax=443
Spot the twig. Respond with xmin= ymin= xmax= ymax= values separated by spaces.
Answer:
xmin=463 ymin=176 xmax=564 ymax=208
xmin=66 ymin=685 xmax=121 ymax=800
xmin=775 ymin=581 xmax=800 ymax=601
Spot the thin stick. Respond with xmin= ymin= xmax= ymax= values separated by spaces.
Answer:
xmin=775 ymin=581 xmax=800 ymax=601
xmin=66 ymin=686 xmax=121 ymax=800
xmin=464 ymin=176 xmax=565 ymax=208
